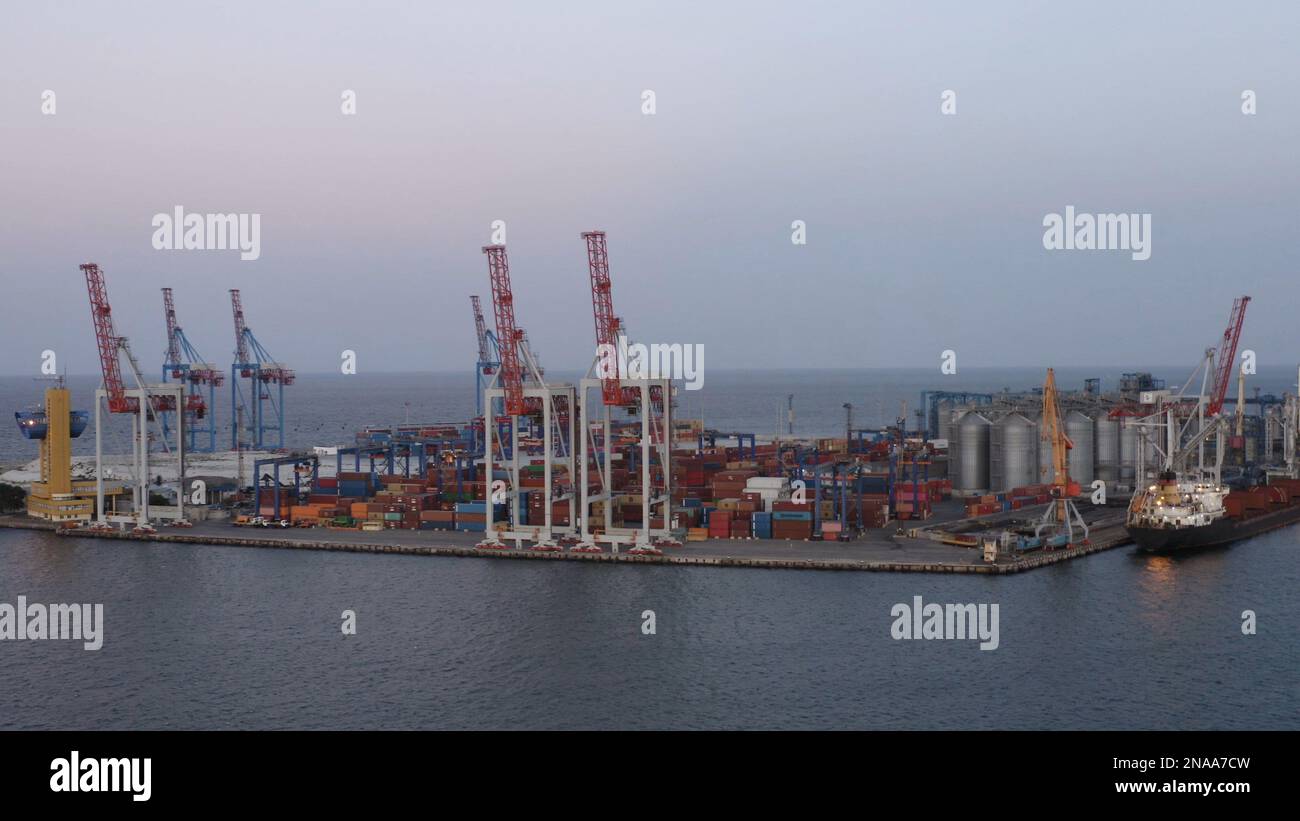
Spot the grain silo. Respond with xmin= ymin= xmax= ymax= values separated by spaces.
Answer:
xmin=990 ymin=413 xmax=1037 ymax=492
xmin=1118 ymin=417 xmax=1139 ymax=486
xmin=1065 ymin=410 xmax=1095 ymax=487
xmin=956 ymin=412 xmax=992 ymax=494
xmin=1095 ymin=414 xmax=1119 ymax=484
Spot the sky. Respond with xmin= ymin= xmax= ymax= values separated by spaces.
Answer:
xmin=1 ymin=1 xmax=1297 ymax=378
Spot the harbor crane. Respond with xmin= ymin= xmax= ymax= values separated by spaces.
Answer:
xmin=161 ymin=287 xmax=224 ymax=452
xmin=1036 ymin=367 xmax=1089 ymax=547
xmin=479 ymin=244 xmax=576 ymax=550
xmin=577 ymin=230 xmax=676 ymax=552
xmin=1146 ymin=295 xmax=1252 ymax=479
xmin=583 ymin=230 xmax=665 ymax=412
xmin=1118 ymin=296 xmax=1254 ymax=486
xmin=81 ymin=263 xmax=187 ymax=528
xmin=84 ymin=264 xmax=190 ymax=418
xmin=482 ymin=246 xmax=528 ymax=417
xmin=586 ymin=230 xmax=624 ymax=407
xmin=519 ymin=329 xmax=545 ymax=382
xmin=229 ymin=289 xmax=294 ymax=451
xmin=1207 ymin=296 xmax=1250 ymax=417
xmin=470 ymin=295 xmax=501 ymax=417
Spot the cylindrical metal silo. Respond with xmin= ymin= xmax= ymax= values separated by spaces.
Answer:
xmin=956 ymin=412 xmax=991 ymax=494
xmin=937 ymin=399 xmax=955 ymax=443
xmin=949 ymin=409 xmax=965 ymax=448
xmin=991 ymin=413 xmax=1036 ymax=492
xmin=1119 ymin=417 xmax=1138 ymax=485
xmin=939 ymin=408 xmax=964 ymax=483
xmin=1095 ymin=414 xmax=1118 ymax=483
xmin=1065 ymin=410 xmax=1095 ymax=487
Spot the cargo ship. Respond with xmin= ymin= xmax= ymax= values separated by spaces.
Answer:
xmin=1126 ymin=471 xmax=1300 ymax=552
xmin=15 ymin=409 xmax=90 ymax=439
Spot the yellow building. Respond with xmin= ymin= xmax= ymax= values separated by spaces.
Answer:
xmin=19 ymin=386 xmax=108 ymax=522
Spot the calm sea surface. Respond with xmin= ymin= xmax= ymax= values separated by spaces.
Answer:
xmin=1 ymin=368 xmax=1296 ymax=729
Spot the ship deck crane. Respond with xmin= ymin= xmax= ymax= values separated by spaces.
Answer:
xmin=1169 ymin=413 xmax=1230 ymax=477
xmin=1036 ymin=368 xmax=1089 ymax=547
xmin=229 ymin=289 xmax=294 ymax=451
xmin=1208 ymin=296 xmax=1250 ymax=417
xmin=161 ymin=287 xmax=224 ymax=452
xmin=1154 ymin=295 xmax=1252 ymax=477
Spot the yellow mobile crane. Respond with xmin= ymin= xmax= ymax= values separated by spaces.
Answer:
xmin=1036 ymin=368 xmax=1090 ymax=547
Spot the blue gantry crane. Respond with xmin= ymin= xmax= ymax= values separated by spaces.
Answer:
xmin=229 ymin=288 xmax=294 ymax=450
xmin=470 ymin=294 xmax=501 ymax=417
xmin=161 ymin=287 xmax=224 ymax=452
xmin=919 ymin=390 xmax=993 ymax=439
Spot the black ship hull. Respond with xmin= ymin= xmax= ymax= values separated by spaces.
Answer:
xmin=1128 ymin=502 xmax=1300 ymax=552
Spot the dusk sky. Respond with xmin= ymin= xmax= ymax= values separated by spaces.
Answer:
xmin=2 ymin=1 xmax=1297 ymax=377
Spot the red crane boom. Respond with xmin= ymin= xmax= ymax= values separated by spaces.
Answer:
xmin=482 ymin=245 xmax=526 ymax=416
xmin=583 ymin=230 xmax=625 ymax=406
xmin=582 ymin=231 xmax=662 ymax=410
xmin=1207 ymin=296 xmax=1250 ymax=417
xmin=82 ymin=263 xmax=134 ymax=413
xmin=82 ymin=263 xmax=185 ymax=415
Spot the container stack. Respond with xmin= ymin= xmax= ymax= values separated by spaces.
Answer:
xmin=963 ymin=483 xmax=1056 ymax=517
xmin=893 ymin=481 xmax=932 ymax=520
xmin=744 ymin=476 xmax=789 ymax=510
xmin=337 ymin=471 xmax=376 ymax=499
xmin=771 ymin=500 xmax=813 ymax=540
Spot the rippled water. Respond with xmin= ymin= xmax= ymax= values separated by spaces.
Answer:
xmin=3 ymin=367 xmax=1297 ymax=728
xmin=1 ymin=524 xmax=1295 ymax=730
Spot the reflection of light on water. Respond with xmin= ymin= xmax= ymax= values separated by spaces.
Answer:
xmin=1144 ymin=555 xmax=1174 ymax=577
xmin=1137 ymin=547 xmax=1233 ymax=637
xmin=1137 ymin=555 xmax=1177 ymax=633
